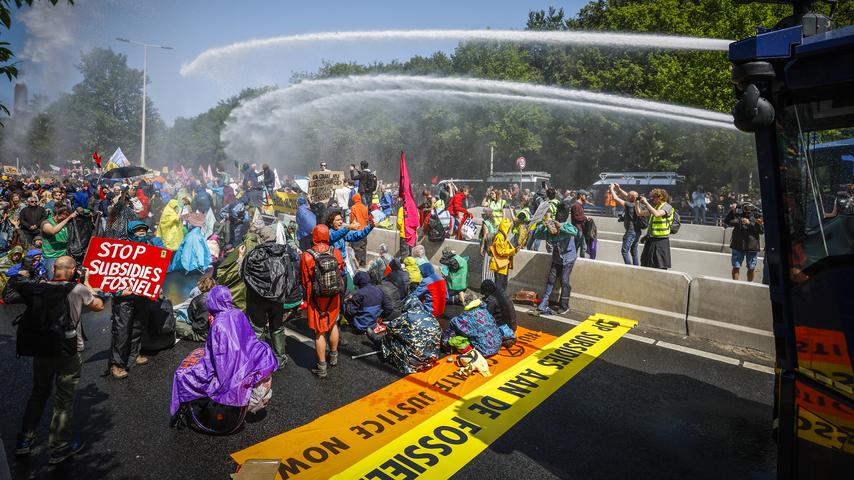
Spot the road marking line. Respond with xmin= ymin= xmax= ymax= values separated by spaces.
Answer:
xmin=284 ymin=327 xmax=314 ymax=346
xmin=624 ymin=332 xmax=656 ymax=344
xmin=656 ymin=341 xmax=741 ymax=365
xmin=742 ymin=361 xmax=775 ymax=375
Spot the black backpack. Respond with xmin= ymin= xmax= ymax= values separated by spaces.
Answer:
xmin=12 ymin=278 xmax=78 ymax=357
xmin=243 ymin=242 xmax=304 ymax=304
xmin=362 ymin=171 xmax=378 ymax=195
xmin=308 ymin=248 xmax=342 ymax=298
xmin=427 ymin=210 xmax=447 ymax=242
xmin=670 ymin=210 xmax=682 ymax=234
xmin=67 ymin=214 xmax=96 ymax=263
xmin=556 ymin=199 xmax=572 ymax=222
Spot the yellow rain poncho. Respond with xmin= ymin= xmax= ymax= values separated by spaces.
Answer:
xmin=489 ymin=218 xmax=516 ymax=275
xmin=157 ymin=199 xmax=184 ymax=251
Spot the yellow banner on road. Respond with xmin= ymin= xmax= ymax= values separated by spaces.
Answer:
xmin=272 ymin=191 xmax=300 ymax=215
xmin=333 ymin=314 xmax=636 ymax=479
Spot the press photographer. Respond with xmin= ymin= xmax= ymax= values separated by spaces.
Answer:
xmin=11 ymin=255 xmax=105 ymax=464
xmin=724 ymin=202 xmax=764 ymax=282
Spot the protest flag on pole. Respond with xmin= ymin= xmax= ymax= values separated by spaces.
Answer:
xmin=398 ymin=150 xmax=419 ymax=247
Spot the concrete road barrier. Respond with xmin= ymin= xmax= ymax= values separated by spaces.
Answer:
xmin=687 ymin=276 xmax=774 ymax=353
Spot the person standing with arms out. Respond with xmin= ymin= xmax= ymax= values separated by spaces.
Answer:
xmin=638 ymin=189 xmax=674 ymax=270
xmin=350 ymin=160 xmax=377 ymax=208
xmin=301 ymin=224 xmax=345 ymax=379
xmin=609 ymin=183 xmax=642 ymax=266
xmin=13 ymin=256 xmax=104 ymax=464
xmin=725 ymin=202 xmax=764 ymax=282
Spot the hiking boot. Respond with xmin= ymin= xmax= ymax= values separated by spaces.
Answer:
xmin=48 ymin=441 xmax=85 ymax=465
xmin=277 ymin=357 xmax=288 ymax=370
xmin=111 ymin=366 xmax=129 ymax=379
xmin=311 ymin=362 xmax=328 ymax=378
xmin=135 ymin=355 xmax=150 ymax=366
xmin=328 ymin=351 xmax=338 ymax=367
xmin=15 ymin=435 xmax=36 ymax=456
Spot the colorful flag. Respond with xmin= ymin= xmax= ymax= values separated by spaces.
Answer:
xmin=206 ymin=164 xmax=214 ymax=181
xmin=92 ymin=151 xmax=103 ymax=168
xmin=398 ymin=151 xmax=419 ymax=247
xmin=109 ymin=147 xmax=130 ymax=167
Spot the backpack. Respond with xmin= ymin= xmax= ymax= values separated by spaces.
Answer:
xmin=243 ymin=243 xmax=304 ymax=304
xmin=308 ymin=248 xmax=342 ymax=298
xmin=67 ymin=214 xmax=96 ymax=263
xmin=427 ymin=210 xmax=446 ymax=242
xmin=583 ymin=217 xmax=598 ymax=239
xmin=12 ymin=278 xmax=78 ymax=357
xmin=669 ymin=210 xmax=682 ymax=234
xmin=362 ymin=171 xmax=378 ymax=196
xmin=556 ymin=199 xmax=572 ymax=223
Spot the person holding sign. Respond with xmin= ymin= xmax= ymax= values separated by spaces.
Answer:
xmin=108 ymin=221 xmax=166 ymax=379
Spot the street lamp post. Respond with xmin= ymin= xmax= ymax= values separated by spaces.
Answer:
xmin=116 ymin=38 xmax=173 ymax=168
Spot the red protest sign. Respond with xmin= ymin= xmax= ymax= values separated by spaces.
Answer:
xmin=83 ymin=237 xmax=172 ymax=300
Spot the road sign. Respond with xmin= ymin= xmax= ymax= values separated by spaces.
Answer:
xmin=516 ymin=156 xmax=526 ymax=170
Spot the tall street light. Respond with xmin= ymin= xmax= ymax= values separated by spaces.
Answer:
xmin=116 ymin=38 xmax=173 ymax=168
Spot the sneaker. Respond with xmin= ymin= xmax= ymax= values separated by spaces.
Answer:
xmin=48 ymin=441 xmax=85 ymax=464
xmin=556 ymin=307 xmax=570 ymax=315
xmin=110 ymin=366 xmax=129 ymax=379
xmin=15 ymin=435 xmax=36 ymax=456
xmin=538 ymin=308 xmax=556 ymax=316
xmin=328 ymin=351 xmax=338 ymax=367
xmin=311 ymin=362 xmax=328 ymax=378
xmin=135 ymin=355 xmax=150 ymax=366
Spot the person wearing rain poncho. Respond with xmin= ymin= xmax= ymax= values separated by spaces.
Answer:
xmin=488 ymin=218 xmax=518 ymax=292
xmin=379 ymin=295 xmax=442 ymax=374
xmin=441 ymin=299 xmax=502 ymax=357
xmin=412 ymin=262 xmax=447 ymax=318
xmin=214 ymin=232 xmax=259 ymax=311
xmin=157 ymin=199 xmax=184 ymax=251
xmin=170 ymin=286 xmax=278 ymax=434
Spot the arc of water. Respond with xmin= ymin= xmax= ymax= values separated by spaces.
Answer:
xmin=181 ymin=29 xmax=732 ymax=77
xmin=229 ymin=87 xmax=737 ymax=131
xmin=276 ymin=75 xmax=732 ymax=124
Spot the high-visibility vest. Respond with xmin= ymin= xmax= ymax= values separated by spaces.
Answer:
xmin=487 ymin=199 xmax=506 ymax=220
xmin=650 ymin=202 xmax=673 ymax=237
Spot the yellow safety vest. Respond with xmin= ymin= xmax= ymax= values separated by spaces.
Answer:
xmin=650 ymin=202 xmax=673 ymax=237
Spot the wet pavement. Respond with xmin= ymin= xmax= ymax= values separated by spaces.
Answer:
xmin=0 ymin=274 xmax=776 ymax=479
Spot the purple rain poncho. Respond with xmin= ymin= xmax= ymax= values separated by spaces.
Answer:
xmin=170 ymin=285 xmax=278 ymax=416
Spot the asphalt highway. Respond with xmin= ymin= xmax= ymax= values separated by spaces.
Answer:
xmin=0 ymin=274 xmax=776 ymax=480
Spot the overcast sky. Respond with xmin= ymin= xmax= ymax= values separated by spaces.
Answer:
xmin=1 ymin=0 xmax=587 ymax=125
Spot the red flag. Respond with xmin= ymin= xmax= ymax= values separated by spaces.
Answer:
xmin=398 ymin=151 xmax=419 ymax=247
xmin=99 ymin=186 xmax=106 ymax=201
xmin=431 ymin=176 xmax=438 ymax=185
xmin=92 ymin=151 xmax=102 ymax=168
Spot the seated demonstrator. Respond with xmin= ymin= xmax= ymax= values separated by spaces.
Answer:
xmin=13 ymin=256 xmax=104 ymax=464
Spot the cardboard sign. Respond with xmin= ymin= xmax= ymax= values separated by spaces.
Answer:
xmin=272 ymin=191 xmax=300 ymax=215
xmin=2 ymin=165 xmax=18 ymax=174
xmin=83 ymin=237 xmax=173 ymax=300
xmin=308 ymin=170 xmax=345 ymax=204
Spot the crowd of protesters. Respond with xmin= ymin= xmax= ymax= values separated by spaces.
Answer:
xmin=2 ymin=158 xmax=766 ymax=464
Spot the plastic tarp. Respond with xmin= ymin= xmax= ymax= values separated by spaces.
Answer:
xmin=242 ymin=242 xmax=300 ymax=303
xmin=169 ymin=227 xmax=211 ymax=274
xmin=381 ymin=295 xmax=442 ymax=374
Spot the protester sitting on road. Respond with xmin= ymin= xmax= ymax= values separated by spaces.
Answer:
xmin=301 ymin=224 xmax=345 ymax=379
xmin=0 ymin=245 xmax=24 ymax=270
xmin=609 ymin=183 xmax=642 ymax=266
xmin=386 ymin=258 xmax=410 ymax=299
xmin=13 ymin=255 xmax=104 ymax=464
xmin=402 ymin=256 xmax=422 ymax=291
xmin=441 ymin=299 xmax=502 ymax=357
xmin=440 ymin=247 xmax=468 ymax=305
xmin=175 ymin=276 xmax=217 ymax=343
xmin=638 ymin=188 xmax=674 ymax=270
xmin=529 ymin=219 xmax=578 ymax=316
xmin=158 ymin=199 xmax=185 ymax=251
xmin=380 ymin=295 xmax=442 ymax=374
xmin=343 ymin=271 xmax=395 ymax=334
xmin=6 ymin=249 xmax=46 ymax=280
xmin=412 ymin=244 xmax=429 ymax=265
xmin=725 ymin=202 xmax=764 ymax=282
xmin=170 ymin=285 xmax=278 ymax=433
xmin=368 ymin=243 xmax=394 ymax=283
xmin=489 ymin=218 xmax=517 ymax=292
xmin=480 ymin=279 xmax=517 ymax=334
xmin=412 ymin=262 xmax=447 ymax=318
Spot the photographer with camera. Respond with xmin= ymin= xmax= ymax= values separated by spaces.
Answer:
xmin=12 ymin=255 xmax=104 ymax=464
xmin=724 ymin=201 xmax=764 ymax=282
xmin=350 ymin=160 xmax=377 ymax=208
xmin=609 ymin=183 xmax=643 ymax=265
